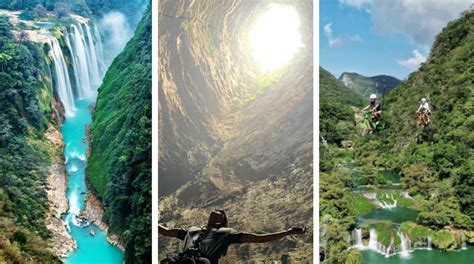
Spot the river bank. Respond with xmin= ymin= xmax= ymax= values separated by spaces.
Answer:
xmin=82 ymin=191 xmax=125 ymax=251
xmin=45 ymin=125 xmax=77 ymax=258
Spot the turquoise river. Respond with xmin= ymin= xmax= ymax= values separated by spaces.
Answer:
xmin=61 ymin=98 xmax=123 ymax=263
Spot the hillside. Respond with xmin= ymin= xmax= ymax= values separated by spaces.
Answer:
xmin=320 ymin=67 xmax=365 ymax=146
xmin=355 ymin=8 xmax=473 ymax=225
xmin=0 ymin=15 xmax=61 ymax=263
xmin=86 ymin=7 xmax=151 ymax=263
xmin=339 ymin=72 xmax=400 ymax=98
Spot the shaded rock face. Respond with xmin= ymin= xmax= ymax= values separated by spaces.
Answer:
xmin=159 ymin=0 xmax=312 ymax=195
xmin=339 ymin=72 xmax=400 ymax=99
xmin=159 ymin=0 xmax=313 ymax=262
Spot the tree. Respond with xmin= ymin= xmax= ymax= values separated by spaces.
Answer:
xmin=33 ymin=4 xmax=48 ymax=17
xmin=402 ymin=162 xmax=435 ymax=198
xmin=53 ymin=2 xmax=70 ymax=17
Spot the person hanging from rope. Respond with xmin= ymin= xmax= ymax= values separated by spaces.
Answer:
xmin=159 ymin=209 xmax=306 ymax=264
xmin=416 ymin=98 xmax=431 ymax=125
xmin=361 ymin=93 xmax=382 ymax=125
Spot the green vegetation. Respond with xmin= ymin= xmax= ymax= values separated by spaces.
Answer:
xmin=320 ymin=67 xmax=365 ymax=146
xmin=400 ymin=222 xmax=433 ymax=243
xmin=369 ymin=222 xmax=400 ymax=246
xmin=87 ymin=7 xmax=151 ymax=263
xmin=352 ymin=193 xmax=376 ymax=215
xmin=432 ymin=230 xmax=457 ymax=250
xmin=354 ymin=9 xmax=473 ymax=230
xmin=319 ymin=66 xmax=366 ymax=263
xmin=321 ymin=8 xmax=473 ymax=260
xmin=0 ymin=15 xmax=60 ymax=263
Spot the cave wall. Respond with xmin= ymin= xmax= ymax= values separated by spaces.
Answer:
xmin=158 ymin=0 xmax=313 ymax=261
xmin=158 ymin=0 xmax=312 ymax=195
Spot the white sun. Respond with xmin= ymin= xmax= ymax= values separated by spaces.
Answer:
xmin=249 ymin=5 xmax=304 ymax=72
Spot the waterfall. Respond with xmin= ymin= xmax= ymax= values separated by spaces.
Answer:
xmin=363 ymin=192 xmax=397 ymax=209
xmin=93 ymin=24 xmax=107 ymax=73
xmin=83 ymin=23 xmax=101 ymax=86
xmin=427 ymin=235 xmax=432 ymax=250
xmin=49 ymin=38 xmax=76 ymax=117
xmin=461 ymin=233 xmax=467 ymax=250
xmin=69 ymin=24 xmax=93 ymax=98
xmin=365 ymin=228 xmax=394 ymax=257
xmin=352 ymin=229 xmax=364 ymax=248
xmin=368 ymin=229 xmax=378 ymax=250
xmin=398 ymin=231 xmax=411 ymax=258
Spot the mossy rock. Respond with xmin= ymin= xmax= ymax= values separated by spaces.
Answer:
xmin=465 ymin=231 xmax=474 ymax=244
xmin=352 ymin=193 xmax=376 ymax=215
xmin=400 ymin=222 xmax=433 ymax=247
xmin=432 ymin=230 xmax=456 ymax=251
xmin=369 ymin=222 xmax=400 ymax=247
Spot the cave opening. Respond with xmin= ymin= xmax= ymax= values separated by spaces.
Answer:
xmin=248 ymin=4 xmax=304 ymax=72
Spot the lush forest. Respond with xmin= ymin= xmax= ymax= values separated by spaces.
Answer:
xmin=0 ymin=0 xmax=146 ymax=22
xmin=355 ymin=8 xmax=473 ymax=230
xmin=0 ymin=15 xmax=60 ymax=263
xmin=320 ymin=8 xmax=473 ymax=263
xmin=87 ymin=6 xmax=151 ymax=263
xmin=319 ymin=67 xmax=364 ymax=263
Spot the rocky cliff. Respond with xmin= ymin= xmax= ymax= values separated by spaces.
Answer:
xmin=159 ymin=0 xmax=313 ymax=262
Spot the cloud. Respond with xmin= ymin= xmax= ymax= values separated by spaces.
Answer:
xmin=397 ymin=49 xmax=427 ymax=71
xmin=324 ymin=23 xmax=343 ymax=48
xmin=339 ymin=0 xmax=372 ymax=10
xmin=350 ymin=34 xmax=362 ymax=42
xmin=324 ymin=23 xmax=362 ymax=48
xmin=370 ymin=0 xmax=472 ymax=46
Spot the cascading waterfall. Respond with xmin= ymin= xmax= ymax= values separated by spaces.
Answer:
xmin=83 ymin=23 xmax=101 ymax=86
xmin=398 ymin=230 xmax=412 ymax=258
xmin=65 ymin=22 xmax=105 ymax=100
xmin=363 ymin=192 xmax=397 ymax=209
xmin=49 ymin=38 xmax=76 ymax=117
xmin=461 ymin=233 xmax=467 ymax=250
xmin=93 ymin=24 xmax=107 ymax=73
xmin=427 ymin=235 xmax=432 ymax=250
xmin=367 ymin=229 xmax=392 ymax=256
xmin=352 ymin=229 xmax=364 ymax=248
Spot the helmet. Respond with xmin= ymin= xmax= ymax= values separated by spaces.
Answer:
xmin=370 ymin=94 xmax=377 ymax=99
xmin=421 ymin=98 xmax=427 ymax=102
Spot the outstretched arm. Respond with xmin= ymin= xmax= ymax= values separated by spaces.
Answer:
xmin=240 ymin=227 xmax=306 ymax=243
xmin=159 ymin=224 xmax=181 ymax=238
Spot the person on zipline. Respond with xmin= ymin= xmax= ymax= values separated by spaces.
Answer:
xmin=159 ymin=209 xmax=306 ymax=264
xmin=416 ymin=98 xmax=431 ymax=124
xmin=362 ymin=93 xmax=382 ymax=124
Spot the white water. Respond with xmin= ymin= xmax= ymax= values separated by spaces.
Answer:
xmin=399 ymin=230 xmax=412 ymax=258
xmin=461 ymin=233 xmax=467 ymax=250
xmin=352 ymin=229 xmax=364 ymax=248
xmin=428 ymin=235 xmax=432 ymax=250
xmin=363 ymin=192 xmax=398 ymax=209
xmin=65 ymin=22 xmax=105 ymax=100
xmin=352 ymin=228 xmax=417 ymax=258
xmin=49 ymin=38 xmax=76 ymax=117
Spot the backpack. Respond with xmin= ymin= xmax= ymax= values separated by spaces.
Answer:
xmin=161 ymin=228 xmax=212 ymax=264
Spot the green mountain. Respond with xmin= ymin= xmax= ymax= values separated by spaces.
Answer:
xmin=0 ymin=15 xmax=61 ymax=263
xmin=339 ymin=72 xmax=400 ymax=98
xmin=320 ymin=67 xmax=365 ymax=146
xmin=87 ymin=7 xmax=151 ymax=263
xmin=356 ymin=8 xmax=473 ymax=226
xmin=320 ymin=9 xmax=473 ymax=263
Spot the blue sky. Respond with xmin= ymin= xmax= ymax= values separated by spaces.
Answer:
xmin=319 ymin=0 xmax=472 ymax=80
